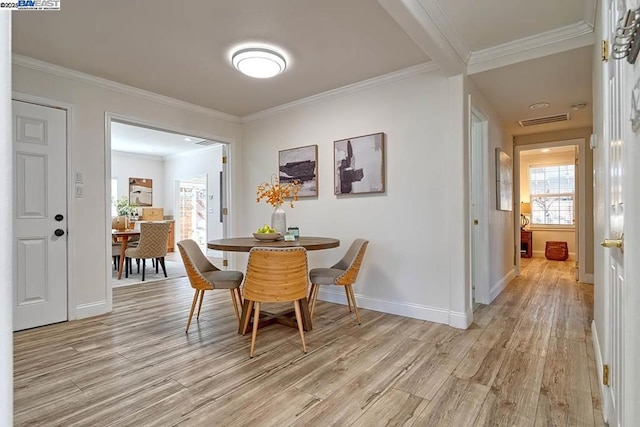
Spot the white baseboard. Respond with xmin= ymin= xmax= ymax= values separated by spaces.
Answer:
xmin=490 ymin=269 xmax=515 ymax=303
xmin=583 ymin=273 xmax=594 ymax=284
xmin=317 ymin=288 xmax=451 ymax=325
xmin=449 ymin=308 xmax=473 ymax=329
xmin=75 ymin=300 xmax=109 ymax=319
xmin=591 ymin=320 xmax=609 ymax=424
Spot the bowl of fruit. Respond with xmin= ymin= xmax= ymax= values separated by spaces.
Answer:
xmin=253 ymin=225 xmax=282 ymax=241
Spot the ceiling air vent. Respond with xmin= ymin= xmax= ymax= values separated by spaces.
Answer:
xmin=194 ymin=140 xmax=216 ymax=146
xmin=519 ymin=113 xmax=571 ymax=127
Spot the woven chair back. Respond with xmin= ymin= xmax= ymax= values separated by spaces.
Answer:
xmin=243 ymin=247 xmax=308 ymax=303
xmin=132 ymin=222 xmax=170 ymax=259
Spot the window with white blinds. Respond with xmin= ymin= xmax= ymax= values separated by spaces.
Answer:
xmin=529 ymin=164 xmax=575 ymax=225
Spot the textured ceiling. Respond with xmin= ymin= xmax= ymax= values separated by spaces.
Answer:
xmin=111 ymin=122 xmax=214 ymax=158
xmin=12 ymin=0 xmax=430 ymax=117
xmin=470 ymin=46 xmax=593 ymax=136
xmin=435 ymin=0 xmax=587 ymax=52
xmin=13 ymin=0 xmax=595 ymax=137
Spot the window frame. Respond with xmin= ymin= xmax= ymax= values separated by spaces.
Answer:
xmin=111 ymin=178 xmax=118 ymax=217
xmin=527 ymin=162 xmax=575 ymax=230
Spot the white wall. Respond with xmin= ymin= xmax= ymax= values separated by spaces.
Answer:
xmin=163 ymin=145 xmax=224 ymax=242
xmin=111 ymin=151 xmax=164 ymax=212
xmin=465 ymin=76 xmax=514 ymax=302
xmin=12 ymin=60 xmax=242 ymax=318
xmin=0 ymin=12 xmax=13 ymax=425
xmin=11 ymin=56 xmax=515 ymax=332
xmin=242 ymin=70 xmax=473 ymax=325
xmin=520 ymin=150 xmax=576 ymax=258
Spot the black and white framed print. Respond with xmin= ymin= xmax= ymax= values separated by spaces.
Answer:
xmin=334 ymin=132 xmax=385 ymax=195
xmin=279 ymin=144 xmax=318 ymax=197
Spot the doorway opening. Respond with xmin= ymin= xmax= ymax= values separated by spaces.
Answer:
xmin=469 ymin=106 xmax=490 ymax=306
xmin=514 ymin=138 xmax=588 ymax=282
xmin=106 ymin=115 xmax=229 ymax=295
xmin=178 ymin=175 xmax=208 ymax=246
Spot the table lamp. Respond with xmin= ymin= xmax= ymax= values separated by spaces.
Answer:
xmin=520 ymin=202 xmax=531 ymax=229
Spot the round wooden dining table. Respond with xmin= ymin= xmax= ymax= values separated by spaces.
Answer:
xmin=112 ymin=230 xmax=141 ymax=280
xmin=207 ymin=236 xmax=340 ymax=334
xmin=206 ymin=236 xmax=339 ymax=252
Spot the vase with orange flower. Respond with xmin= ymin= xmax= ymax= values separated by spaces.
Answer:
xmin=256 ymin=175 xmax=301 ymax=235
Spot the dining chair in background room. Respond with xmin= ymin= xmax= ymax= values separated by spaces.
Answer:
xmin=124 ymin=221 xmax=170 ymax=281
xmin=111 ymin=217 xmax=140 ymax=273
xmin=308 ymin=239 xmax=369 ymax=324
xmin=129 ymin=220 xmax=141 ymax=247
xmin=177 ymin=239 xmax=244 ymax=332
xmin=112 ymin=243 xmax=122 ymax=271
xmin=242 ymin=247 xmax=309 ymax=358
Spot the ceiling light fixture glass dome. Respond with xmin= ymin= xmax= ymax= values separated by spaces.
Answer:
xmin=232 ymin=47 xmax=286 ymax=78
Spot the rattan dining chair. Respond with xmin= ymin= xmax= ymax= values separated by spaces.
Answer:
xmin=308 ymin=239 xmax=369 ymax=324
xmin=124 ymin=222 xmax=170 ymax=281
xmin=242 ymin=247 xmax=309 ymax=358
xmin=177 ymin=239 xmax=244 ymax=332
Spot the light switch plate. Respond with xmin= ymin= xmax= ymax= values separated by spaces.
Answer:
xmin=75 ymin=185 xmax=83 ymax=198
xmin=75 ymin=172 xmax=83 ymax=183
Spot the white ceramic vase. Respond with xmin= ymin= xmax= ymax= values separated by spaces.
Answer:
xmin=271 ymin=205 xmax=286 ymax=235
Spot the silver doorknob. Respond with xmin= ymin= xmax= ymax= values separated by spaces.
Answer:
xmin=601 ymin=234 xmax=624 ymax=253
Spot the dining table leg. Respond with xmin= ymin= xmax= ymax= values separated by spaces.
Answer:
xmin=117 ymin=236 xmax=129 ymax=280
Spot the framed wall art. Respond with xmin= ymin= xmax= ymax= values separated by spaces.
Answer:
xmin=129 ymin=177 xmax=153 ymax=206
xmin=495 ymin=148 xmax=513 ymax=211
xmin=279 ymin=144 xmax=318 ymax=197
xmin=334 ymin=132 xmax=385 ymax=195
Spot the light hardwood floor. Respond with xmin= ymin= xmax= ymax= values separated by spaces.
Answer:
xmin=14 ymin=258 xmax=604 ymax=426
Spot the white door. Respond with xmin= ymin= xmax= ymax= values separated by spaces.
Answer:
xmin=470 ymin=110 xmax=489 ymax=304
xmin=177 ymin=175 xmax=207 ymax=245
xmin=600 ymin=0 xmax=640 ymax=424
xmin=220 ymin=144 xmax=229 ymax=267
xmin=12 ymin=100 xmax=68 ymax=331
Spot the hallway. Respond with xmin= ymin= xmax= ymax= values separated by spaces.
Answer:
xmin=13 ymin=258 xmax=603 ymax=426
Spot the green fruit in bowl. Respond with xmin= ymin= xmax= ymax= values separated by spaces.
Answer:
xmin=256 ymin=224 xmax=276 ymax=234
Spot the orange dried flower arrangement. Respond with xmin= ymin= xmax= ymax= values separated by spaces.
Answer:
xmin=256 ymin=174 xmax=301 ymax=208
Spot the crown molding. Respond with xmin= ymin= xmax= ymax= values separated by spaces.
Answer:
xmin=415 ymin=0 xmax=471 ymax=63
xmin=111 ymin=150 xmax=163 ymax=162
xmin=378 ymin=0 xmax=467 ymax=75
xmin=242 ymin=61 xmax=440 ymax=122
xmin=583 ymin=0 xmax=597 ymax=29
xmin=12 ymin=54 xmax=242 ymax=124
xmin=467 ymin=21 xmax=595 ymax=75
xmin=162 ymin=143 xmax=222 ymax=161
xmin=112 ymin=144 xmax=221 ymax=162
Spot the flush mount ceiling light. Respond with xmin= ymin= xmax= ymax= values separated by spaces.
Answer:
xmin=529 ymin=102 xmax=550 ymax=110
xmin=232 ymin=47 xmax=286 ymax=78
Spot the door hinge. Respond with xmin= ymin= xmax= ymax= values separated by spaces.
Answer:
xmin=222 ymin=156 xmax=228 ymax=164
xmin=602 ymin=40 xmax=610 ymax=62
xmin=222 ymin=208 xmax=228 ymax=215
xmin=222 ymin=259 xmax=228 ymax=267
xmin=603 ymin=364 xmax=609 ymax=386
